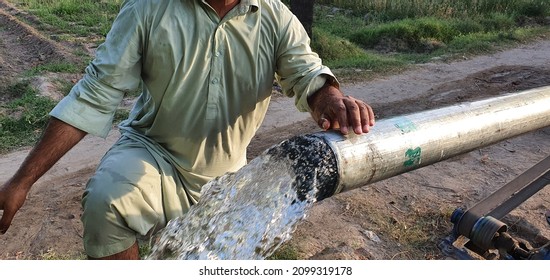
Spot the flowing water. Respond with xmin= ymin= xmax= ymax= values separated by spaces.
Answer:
xmin=146 ymin=134 xmax=339 ymax=260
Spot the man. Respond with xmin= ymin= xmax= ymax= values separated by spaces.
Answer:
xmin=0 ymin=0 xmax=374 ymax=259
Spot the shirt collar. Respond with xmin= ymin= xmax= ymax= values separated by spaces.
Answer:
xmin=238 ymin=0 xmax=259 ymax=14
xmin=200 ymin=0 xmax=259 ymax=14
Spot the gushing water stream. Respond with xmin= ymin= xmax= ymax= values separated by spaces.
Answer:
xmin=146 ymin=135 xmax=338 ymax=260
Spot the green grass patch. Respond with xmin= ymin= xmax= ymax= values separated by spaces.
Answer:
xmin=113 ymin=108 xmax=130 ymax=126
xmin=310 ymin=2 xmax=550 ymax=80
xmin=446 ymin=26 xmax=542 ymax=54
xmin=267 ymin=243 xmax=300 ymax=260
xmin=39 ymin=249 xmax=86 ymax=260
xmin=0 ymin=82 xmax=57 ymax=153
xmin=315 ymin=0 xmax=550 ymax=21
xmin=340 ymin=13 xmax=530 ymax=54
xmin=13 ymin=0 xmax=123 ymax=37
xmin=24 ymin=61 xmax=79 ymax=76
xmin=348 ymin=17 xmax=458 ymax=52
xmin=366 ymin=207 xmax=454 ymax=259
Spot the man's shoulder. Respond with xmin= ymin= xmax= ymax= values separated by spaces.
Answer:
xmin=256 ymin=0 xmax=294 ymax=21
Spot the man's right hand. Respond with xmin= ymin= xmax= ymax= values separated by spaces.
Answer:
xmin=0 ymin=117 xmax=88 ymax=234
xmin=0 ymin=180 xmax=31 ymax=234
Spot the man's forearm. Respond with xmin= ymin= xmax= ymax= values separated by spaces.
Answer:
xmin=10 ymin=117 xmax=88 ymax=189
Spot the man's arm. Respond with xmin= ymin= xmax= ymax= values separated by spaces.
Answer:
xmin=308 ymin=82 xmax=375 ymax=135
xmin=272 ymin=4 xmax=374 ymax=134
xmin=0 ymin=117 xmax=87 ymax=234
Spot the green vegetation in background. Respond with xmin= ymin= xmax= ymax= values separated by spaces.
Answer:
xmin=0 ymin=1 xmax=135 ymax=154
xmin=0 ymin=82 xmax=56 ymax=153
xmin=0 ymin=81 xmax=130 ymax=153
xmin=12 ymin=0 xmax=123 ymax=37
xmin=311 ymin=1 xmax=549 ymax=73
xmin=340 ymin=14 xmax=536 ymax=56
xmin=315 ymin=0 xmax=550 ymax=21
xmin=24 ymin=62 xmax=79 ymax=76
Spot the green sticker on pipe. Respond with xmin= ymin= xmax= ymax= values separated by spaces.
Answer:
xmin=394 ymin=117 xmax=417 ymax=133
xmin=404 ymin=147 xmax=422 ymax=167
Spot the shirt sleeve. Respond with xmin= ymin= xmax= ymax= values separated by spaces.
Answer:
xmin=49 ymin=0 xmax=143 ymax=138
xmin=274 ymin=6 xmax=340 ymax=113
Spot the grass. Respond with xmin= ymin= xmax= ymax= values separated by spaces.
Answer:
xmin=315 ymin=0 xmax=550 ymax=20
xmin=0 ymin=82 xmax=57 ymax=153
xmin=24 ymin=62 xmax=79 ymax=76
xmin=310 ymin=2 xmax=550 ymax=81
xmin=331 ymin=194 xmax=456 ymax=260
xmin=40 ymin=249 xmax=86 ymax=260
xmin=11 ymin=0 xmax=123 ymax=37
xmin=377 ymin=210 xmax=452 ymax=259
xmin=267 ymin=244 xmax=300 ymax=260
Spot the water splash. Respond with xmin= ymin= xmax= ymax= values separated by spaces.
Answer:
xmin=146 ymin=134 xmax=338 ymax=260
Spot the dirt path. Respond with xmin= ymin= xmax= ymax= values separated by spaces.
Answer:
xmin=1 ymin=2 xmax=549 ymax=259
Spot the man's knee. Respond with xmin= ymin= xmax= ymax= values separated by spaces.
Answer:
xmin=79 ymin=137 xmax=179 ymax=257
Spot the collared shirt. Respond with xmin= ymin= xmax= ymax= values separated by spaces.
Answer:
xmin=50 ymin=0 xmax=336 ymax=198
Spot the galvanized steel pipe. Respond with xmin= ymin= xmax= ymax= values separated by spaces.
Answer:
xmin=315 ymin=86 xmax=550 ymax=195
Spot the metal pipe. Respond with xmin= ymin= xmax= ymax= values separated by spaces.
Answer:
xmin=314 ymin=86 xmax=550 ymax=195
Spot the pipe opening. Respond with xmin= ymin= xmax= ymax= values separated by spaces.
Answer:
xmin=265 ymin=133 xmax=339 ymax=201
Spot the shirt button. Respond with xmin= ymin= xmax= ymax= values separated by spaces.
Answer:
xmin=214 ymin=51 xmax=221 ymax=57
xmin=211 ymin=78 xmax=219 ymax=84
